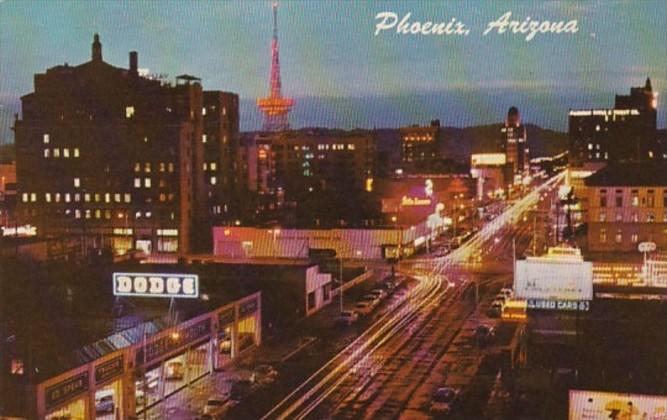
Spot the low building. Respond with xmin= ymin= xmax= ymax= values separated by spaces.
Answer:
xmin=584 ymin=161 xmax=667 ymax=252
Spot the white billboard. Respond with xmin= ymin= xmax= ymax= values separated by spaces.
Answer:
xmin=113 ymin=273 xmax=199 ymax=298
xmin=514 ymin=253 xmax=593 ymax=301
xmin=569 ymin=390 xmax=667 ymax=420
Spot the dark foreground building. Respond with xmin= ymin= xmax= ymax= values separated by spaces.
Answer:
xmin=13 ymin=35 xmax=240 ymax=255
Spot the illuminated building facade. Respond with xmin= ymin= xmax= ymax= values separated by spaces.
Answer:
xmin=499 ymin=107 xmax=530 ymax=183
xmin=569 ymin=79 xmax=658 ymax=166
xmin=399 ymin=120 xmax=440 ymax=172
xmin=13 ymin=35 xmax=237 ymax=255
xmin=584 ymin=161 xmax=667 ymax=252
xmin=256 ymin=2 xmax=294 ymax=132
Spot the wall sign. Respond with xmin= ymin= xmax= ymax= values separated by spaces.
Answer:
xmin=136 ymin=319 xmax=211 ymax=365
xmin=113 ymin=272 xmax=199 ymax=298
xmin=45 ymin=372 xmax=89 ymax=410
xmin=527 ymin=299 xmax=590 ymax=312
xmin=95 ymin=355 xmax=124 ymax=385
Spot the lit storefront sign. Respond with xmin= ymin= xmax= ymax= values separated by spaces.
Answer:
xmin=527 ymin=299 xmax=590 ymax=312
xmin=569 ymin=390 xmax=667 ymax=420
xmin=95 ymin=356 xmax=124 ymax=385
xmin=113 ymin=273 xmax=199 ymax=298
xmin=1 ymin=224 xmax=37 ymax=237
xmin=136 ymin=319 xmax=211 ymax=365
xmin=401 ymin=196 xmax=431 ymax=206
xmin=471 ymin=153 xmax=506 ymax=166
xmin=45 ymin=372 xmax=89 ymax=410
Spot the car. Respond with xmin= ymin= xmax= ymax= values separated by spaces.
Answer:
xmin=475 ymin=324 xmax=496 ymax=346
xmin=354 ymin=301 xmax=374 ymax=316
xmin=494 ymin=295 xmax=507 ymax=305
xmin=369 ymin=288 xmax=387 ymax=300
xmin=251 ymin=364 xmax=278 ymax=385
xmin=336 ymin=310 xmax=359 ymax=325
xmin=95 ymin=392 xmax=114 ymax=414
xmin=430 ymin=387 xmax=460 ymax=414
xmin=203 ymin=397 xmax=229 ymax=416
xmin=362 ymin=294 xmax=381 ymax=307
xmin=499 ymin=287 xmax=513 ymax=298
xmin=488 ymin=301 xmax=503 ymax=318
xmin=381 ymin=280 xmax=397 ymax=292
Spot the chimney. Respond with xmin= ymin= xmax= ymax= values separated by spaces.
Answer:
xmin=92 ymin=33 xmax=102 ymax=62
xmin=129 ymin=51 xmax=138 ymax=75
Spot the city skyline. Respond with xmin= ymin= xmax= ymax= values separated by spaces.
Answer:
xmin=0 ymin=0 xmax=666 ymax=142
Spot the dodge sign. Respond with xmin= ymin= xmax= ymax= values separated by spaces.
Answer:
xmin=113 ymin=273 xmax=199 ymax=298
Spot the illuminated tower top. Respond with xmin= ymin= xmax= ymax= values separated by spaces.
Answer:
xmin=257 ymin=2 xmax=294 ymax=132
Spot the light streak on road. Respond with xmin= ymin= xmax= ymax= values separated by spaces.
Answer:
xmin=262 ymin=172 xmax=566 ymax=420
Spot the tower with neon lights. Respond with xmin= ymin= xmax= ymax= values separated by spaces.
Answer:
xmin=257 ymin=2 xmax=294 ymax=132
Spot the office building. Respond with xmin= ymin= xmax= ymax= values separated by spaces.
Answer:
xmin=499 ymin=107 xmax=530 ymax=183
xmin=399 ymin=120 xmax=440 ymax=172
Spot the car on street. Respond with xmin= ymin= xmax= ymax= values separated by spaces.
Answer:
xmin=354 ymin=300 xmax=374 ymax=316
xmin=336 ymin=310 xmax=359 ymax=326
xmin=494 ymin=294 xmax=508 ymax=305
xmin=369 ymin=288 xmax=387 ymax=300
xmin=430 ymin=387 xmax=460 ymax=414
xmin=202 ymin=397 xmax=229 ymax=417
xmin=251 ymin=364 xmax=278 ymax=385
xmin=488 ymin=301 xmax=504 ymax=318
xmin=499 ymin=287 xmax=513 ymax=298
xmin=94 ymin=391 xmax=114 ymax=414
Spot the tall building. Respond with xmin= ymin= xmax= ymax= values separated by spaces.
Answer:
xmin=569 ymin=79 xmax=658 ymax=166
xmin=399 ymin=120 xmax=440 ymax=172
xmin=256 ymin=2 xmax=294 ymax=132
xmin=499 ymin=107 xmax=529 ymax=183
xmin=584 ymin=161 xmax=667 ymax=252
xmin=13 ymin=35 xmax=237 ymax=255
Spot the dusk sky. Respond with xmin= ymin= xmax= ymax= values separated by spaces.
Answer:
xmin=1 ymin=0 xmax=666 ymax=142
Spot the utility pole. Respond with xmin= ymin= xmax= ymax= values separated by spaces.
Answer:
xmin=339 ymin=256 xmax=344 ymax=314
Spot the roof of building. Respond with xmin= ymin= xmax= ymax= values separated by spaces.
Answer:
xmin=584 ymin=161 xmax=667 ymax=187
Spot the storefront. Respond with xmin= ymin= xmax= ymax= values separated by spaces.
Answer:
xmin=35 ymin=292 xmax=261 ymax=419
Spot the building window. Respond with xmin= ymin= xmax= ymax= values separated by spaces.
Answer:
xmin=30 ymin=193 xmax=37 ymax=202
xmin=44 ymin=149 xmax=50 ymax=158
xmin=210 ymin=176 xmax=217 ymax=185
xmin=65 ymin=193 xmax=71 ymax=203
xmin=135 ymin=211 xmax=141 ymax=219
xmin=134 ymin=162 xmax=141 ymax=172
xmin=648 ymin=213 xmax=655 ymax=222
xmin=114 ymin=193 xmax=121 ymax=203
xmin=134 ymin=178 xmax=141 ymax=188
xmin=105 ymin=193 xmax=111 ymax=203
xmin=159 ymin=193 xmax=166 ymax=202
xmin=75 ymin=209 xmax=81 ymax=219
xmin=615 ymin=229 xmax=622 ymax=244
xmin=11 ymin=359 xmax=24 ymax=376
xmin=599 ymin=196 xmax=607 ymax=208
xmin=95 ymin=209 xmax=101 ymax=219
xmin=632 ymin=213 xmax=639 ymax=222
xmin=203 ymin=162 xmax=207 ymax=171
xmin=145 ymin=211 xmax=152 ymax=218
xmin=73 ymin=178 xmax=80 ymax=188
xmin=74 ymin=148 xmax=80 ymax=158
xmin=599 ymin=228 xmax=606 ymax=243
xmin=159 ymin=162 xmax=166 ymax=172
xmin=43 ymin=134 xmax=50 ymax=144
xmin=125 ymin=106 xmax=135 ymax=118
xmin=74 ymin=193 xmax=80 ymax=202
xmin=168 ymin=163 xmax=174 ymax=173
xmin=210 ymin=162 xmax=217 ymax=171
xmin=124 ymin=193 xmax=131 ymax=203
xmin=202 ymin=134 xmax=207 ymax=144
xmin=63 ymin=148 xmax=70 ymax=158
xmin=54 ymin=193 xmax=60 ymax=203
xmin=631 ymin=233 xmax=639 ymax=243
xmin=615 ymin=195 xmax=623 ymax=207
xmin=45 ymin=193 xmax=51 ymax=203
xmin=53 ymin=148 xmax=60 ymax=158
xmin=598 ymin=212 xmax=606 ymax=222
xmin=105 ymin=210 xmax=111 ymax=219
xmin=144 ymin=162 xmax=151 ymax=173
xmin=21 ymin=193 xmax=28 ymax=202
xmin=202 ymin=107 xmax=207 ymax=116
xmin=84 ymin=193 xmax=91 ymax=202
xmin=144 ymin=178 xmax=151 ymax=188
xmin=94 ymin=193 xmax=101 ymax=202
xmin=631 ymin=191 xmax=639 ymax=207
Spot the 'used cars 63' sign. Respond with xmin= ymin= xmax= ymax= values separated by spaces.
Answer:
xmin=113 ymin=272 xmax=199 ymax=298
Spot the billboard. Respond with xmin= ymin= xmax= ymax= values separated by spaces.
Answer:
xmin=514 ymin=250 xmax=593 ymax=302
xmin=569 ymin=390 xmax=667 ymax=420
xmin=113 ymin=272 xmax=199 ymax=298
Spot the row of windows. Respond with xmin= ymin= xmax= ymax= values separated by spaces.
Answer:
xmin=316 ymin=144 xmax=356 ymax=151
xmin=23 ymin=192 xmax=132 ymax=204
xmin=134 ymin=162 xmax=175 ymax=173
xmin=599 ymin=192 xmax=667 ymax=208
xmin=44 ymin=148 xmax=80 ymax=158
xmin=598 ymin=228 xmax=662 ymax=245
xmin=63 ymin=208 xmax=170 ymax=220
xmin=598 ymin=212 xmax=667 ymax=223
xmin=202 ymin=162 xmax=218 ymax=171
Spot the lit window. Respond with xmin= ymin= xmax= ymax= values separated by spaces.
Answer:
xmin=145 ymin=211 xmax=152 ymax=218
xmin=63 ymin=148 xmax=70 ymax=158
xmin=11 ymin=359 xmax=24 ymax=376
xmin=599 ymin=228 xmax=607 ymax=243
xmin=144 ymin=162 xmax=151 ymax=173
xmin=45 ymin=193 xmax=51 ymax=203
xmin=54 ymin=193 xmax=60 ymax=203
xmin=135 ymin=211 xmax=141 ymax=219
xmin=74 ymin=148 xmax=80 ymax=158
xmin=95 ymin=209 xmax=101 ymax=219
xmin=43 ymin=134 xmax=50 ymax=144
xmin=44 ymin=149 xmax=50 ymax=158
xmin=85 ymin=209 xmax=91 ymax=219
xmin=53 ymin=148 xmax=60 ymax=158
xmin=598 ymin=212 xmax=606 ymax=222
xmin=124 ymin=193 xmax=131 ymax=203
xmin=223 ymin=135 xmax=227 ymax=144
xmin=615 ymin=230 xmax=622 ymax=243
xmin=222 ymin=107 xmax=227 ymax=116
xmin=595 ymin=125 xmax=600 ymax=131
xmin=134 ymin=178 xmax=141 ymax=188
xmin=159 ymin=193 xmax=166 ymax=202
xmin=73 ymin=178 xmax=80 ymax=188
xmin=202 ymin=107 xmax=207 ymax=116
xmin=84 ymin=193 xmax=91 ymax=202
xmin=75 ymin=209 xmax=81 ymax=219
xmin=144 ymin=178 xmax=151 ymax=188
xmin=114 ymin=193 xmax=121 ymax=203
xmin=203 ymin=162 xmax=207 ymax=171
xmin=210 ymin=176 xmax=217 ymax=185
xmin=134 ymin=162 xmax=141 ymax=172
xmin=22 ymin=193 xmax=28 ymax=202
xmin=30 ymin=193 xmax=37 ymax=202
xmin=168 ymin=163 xmax=174 ymax=173
xmin=159 ymin=162 xmax=166 ymax=172
xmin=210 ymin=162 xmax=217 ymax=171
xmin=125 ymin=106 xmax=135 ymax=118
xmin=348 ymin=143 xmax=356 ymax=150
xmin=65 ymin=193 xmax=70 ymax=203
xmin=105 ymin=193 xmax=110 ymax=203
xmin=588 ymin=143 xmax=593 ymax=150
xmin=202 ymin=134 xmax=207 ymax=144
xmin=631 ymin=233 xmax=638 ymax=243
xmin=95 ymin=193 xmax=101 ymax=202
xmin=105 ymin=210 xmax=111 ymax=219
xmin=74 ymin=193 xmax=80 ymax=202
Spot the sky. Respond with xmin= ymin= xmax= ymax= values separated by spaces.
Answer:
xmin=1 ymin=0 xmax=666 ymax=143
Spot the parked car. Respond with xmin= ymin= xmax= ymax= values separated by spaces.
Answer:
xmin=354 ymin=301 xmax=374 ymax=316
xmin=95 ymin=391 xmax=114 ymax=414
xmin=336 ymin=310 xmax=359 ymax=326
xmin=203 ymin=397 xmax=229 ymax=416
xmin=362 ymin=294 xmax=381 ymax=307
xmin=430 ymin=387 xmax=460 ymax=414
xmin=499 ymin=287 xmax=513 ymax=298
xmin=488 ymin=301 xmax=503 ymax=318
xmin=494 ymin=294 xmax=507 ymax=305
xmin=475 ymin=324 xmax=496 ymax=346
xmin=251 ymin=364 xmax=278 ymax=385
xmin=369 ymin=288 xmax=387 ymax=300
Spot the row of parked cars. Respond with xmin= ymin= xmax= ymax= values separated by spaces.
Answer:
xmin=337 ymin=275 xmax=408 ymax=326
xmin=487 ymin=286 xmax=514 ymax=318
